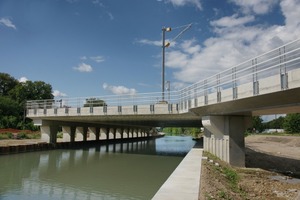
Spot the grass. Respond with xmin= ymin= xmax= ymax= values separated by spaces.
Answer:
xmin=204 ymin=151 xmax=247 ymax=199
xmin=218 ymin=190 xmax=233 ymax=200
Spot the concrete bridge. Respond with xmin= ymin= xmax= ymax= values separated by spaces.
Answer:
xmin=26 ymin=39 xmax=300 ymax=167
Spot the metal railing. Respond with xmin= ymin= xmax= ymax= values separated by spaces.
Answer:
xmin=26 ymin=38 xmax=300 ymax=112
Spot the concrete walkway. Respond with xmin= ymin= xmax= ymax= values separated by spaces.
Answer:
xmin=152 ymin=148 xmax=203 ymax=200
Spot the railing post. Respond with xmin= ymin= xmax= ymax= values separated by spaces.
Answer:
xmin=204 ymin=79 xmax=208 ymax=105
xmin=217 ymin=74 xmax=221 ymax=103
xmin=232 ymin=67 xmax=238 ymax=99
xmin=252 ymin=58 xmax=259 ymax=95
xmin=279 ymin=46 xmax=288 ymax=90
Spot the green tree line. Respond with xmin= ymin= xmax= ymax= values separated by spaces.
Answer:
xmin=251 ymin=114 xmax=300 ymax=134
xmin=0 ymin=73 xmax=53 ymax=130
xmin=162 ymin=127 xmax=202 ymax=138
xmin=164 ymin=114 xmax=300 ymax=137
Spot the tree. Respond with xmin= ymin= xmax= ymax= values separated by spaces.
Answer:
xmin=251 ymin=116 xmax=264 ymax=133
xmin=9 ymin=81 xmax=54 ymax=104
xmin=283 ymin=113 xmax=300 ymax=133
xmin=0 ymin=96 xmax=21 ymax=129
xmin=84 ymin=98 xmax=106 ymax=107
xmin=265 ymin=116 xmax=285 ymax=129
xmin=0 ymin=73 xmax=54 ymax=130
xmin=0 ymin=73 xmax=18 ymax=96
xmin=0 ymin=96 xmax=20 ymax=116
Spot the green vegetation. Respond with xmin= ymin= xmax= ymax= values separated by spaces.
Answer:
xmin=0 ymin=72 xmax=53 ymax=130
xmin=249 ymin=114 xmax=300 ymax=135
xmin=84 ymin=98 xmax=107 ymax=107
xmin=0 ymin=131 xmax=40 ymax=140
xmin=162 ymin=127 xmax=202 ymax=138
xmin=283 ymin=113 xmax=300 ymax=133
xmin=204 ymin=151 xmax=246 ymax=199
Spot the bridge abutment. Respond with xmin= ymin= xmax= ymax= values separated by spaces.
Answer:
xmin=202 ymin=115 xmax=251 ymax=167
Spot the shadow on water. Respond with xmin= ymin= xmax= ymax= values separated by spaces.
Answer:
xmin=62 ymin=136 xmax=198 ymax=157
xmin=246 ymin=147 xmax=300 ymax=179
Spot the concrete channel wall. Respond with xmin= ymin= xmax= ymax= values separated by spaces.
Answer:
xmin=152 ymin=148 xmax=203 ymax=200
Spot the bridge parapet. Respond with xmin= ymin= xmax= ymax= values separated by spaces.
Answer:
xmin=26 ymin=103 xmax=182 ymax=118
xmin=27 ymin=38 xmax=300 ymax=118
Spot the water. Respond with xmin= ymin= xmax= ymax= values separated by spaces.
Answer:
xmin=0 ymin=136 xmax=196 ymax=200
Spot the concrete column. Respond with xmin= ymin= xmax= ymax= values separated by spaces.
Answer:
xmin=95 ymin=127 xmax=100 ymax=141
xmin=133 ymin=129 xmax=137 ymax=138
xmin=88 ymin=127 xmax=96 ymax=141
xmin=106 ymin=128 xmax=110 ymax=140
xmin=100 ymin=128 xmax=107 ymax=140
xmin=62 ymin=126 xmax=71 ymax=142
xmin=109 ymin=128 xmax=117 ymax=139
xmin=41 ymin=125 xmax=59 ymax=144
xmin=120 ymin=128 xmax=124 ymax=139
xmin=83 ymin=127 xmax=88 ymax=141
xmin=76 ymin=127 xmax=84 ymax=141
xmin=123 ymin=128 xmax=129 ymax=138
xmin=107 ymin=128 xmax=115 ymax=140
xmin=138 ymin=129 xmax=142 ymax=137
xmin=202 ymin=115 xmax=251 ymax=167
xmin=62 ymin=126 xmax=76 ymax=143
xmin=129 ymin=129 xmax=133 ymax=138
xmin=115 ymin=128 xmax=122 ymax=139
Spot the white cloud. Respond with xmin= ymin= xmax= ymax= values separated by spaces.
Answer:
xmin=229 ymin=0 xmax=279 ymax=14
xmin=165 ymin=50 xmax=189 ymax=68
xmin=65 ymin=0 xmax=79 ymax=3
xmin=162 ymin=0 xmax=300 ymax=85
xmin=92 ymin=0 xmax=104 ymax=6
xmin=136 ymin=39 xmax=162 ymax=47
xmin=90 ymin=56 xmax=105 ymax=63
xmin=53 ymin=90 xmax=67 ymax=97
xmin=80 ymin=55 xmax=105 ymax=63
xmin=280 ymin=0 xmax=300 ymax=28
xmin=0 ymin=18 xmax=16 ymax=30
xmin=103 ymin=83 xmax=137 ymax=95
xmin=107 ymin=12 xmax=114 ymax=20
xmin=73 ymin=63 xmax=93 ymax=72
xmin=210 ymin=14 xmax=255 ymax=28
xmin=164 ymin=0 xmax=202 ymax=10
xmin=18 ymin=77 xmax=28 ymax=83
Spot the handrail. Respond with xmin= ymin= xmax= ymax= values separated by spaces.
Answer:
xmin=26 ymin=38 xmax=300 ymax=110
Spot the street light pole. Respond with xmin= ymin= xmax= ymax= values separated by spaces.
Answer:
xmin=162 ymin=26 xmax=171 ymax=102
xmin=161 ymin=24 xmax=191 ymax=102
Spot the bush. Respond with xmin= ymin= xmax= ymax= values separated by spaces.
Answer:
xmin=0 ymin=130 xmax=41 ymax=140
xmin=0 ymin=132 xmax=13 ymax=140
xmin=283 ymin=113 xmax=300 ymax=134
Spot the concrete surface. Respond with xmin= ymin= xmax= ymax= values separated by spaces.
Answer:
xmin=152 ymin=148 xmax=203 ymax=200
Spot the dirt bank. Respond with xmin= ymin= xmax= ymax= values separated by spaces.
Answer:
xmin=200 ymin=135 xmax=300 ymax=200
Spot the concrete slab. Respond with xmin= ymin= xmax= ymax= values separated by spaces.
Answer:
xmin=152 ymin=148 xmax=203 ymax=200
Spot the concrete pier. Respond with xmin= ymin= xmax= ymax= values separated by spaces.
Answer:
xmin=202 ymin=115 xmax=251 ymax=167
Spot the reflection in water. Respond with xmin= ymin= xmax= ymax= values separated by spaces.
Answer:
xmin=0 ymin=136 xmax=195 ymax=200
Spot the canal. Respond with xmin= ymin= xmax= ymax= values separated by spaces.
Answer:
xmin=0 ymin=136 xmax=196 ymax=200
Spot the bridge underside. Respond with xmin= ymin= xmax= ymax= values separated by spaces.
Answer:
xmin=33 ymin=113 xmax=201 ymax=128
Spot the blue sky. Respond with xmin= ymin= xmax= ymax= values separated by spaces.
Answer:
xmin=1 ymin=0 xmax=300 ymax=98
